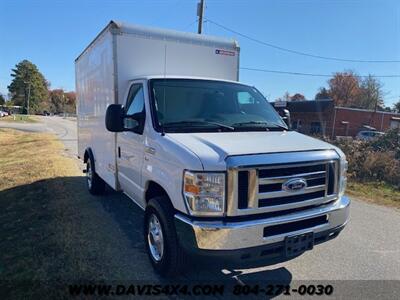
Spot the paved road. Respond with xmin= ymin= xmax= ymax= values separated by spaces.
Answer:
xmin=2 ymin=116 xmax=400 ymax=298
xmin=0 ymin=116 xmax=78 ymax=157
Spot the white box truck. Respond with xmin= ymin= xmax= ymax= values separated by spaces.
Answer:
xmin=76 ymin=21 xmax=350 ymax=276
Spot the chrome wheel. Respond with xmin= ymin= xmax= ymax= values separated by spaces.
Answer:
xmin=86 ymin=161 xmax=92 ymax=189
xmin=147 ymin=214 xmax=164 ymax=262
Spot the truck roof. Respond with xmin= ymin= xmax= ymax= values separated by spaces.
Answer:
xmin=75 ymin=20 xmax=239 ymax=62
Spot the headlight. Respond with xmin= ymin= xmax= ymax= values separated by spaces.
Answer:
xmin=339 ymin=158 xmax=348 ymax=197
xmin=183 ymin=171 xmax=225 ymax=216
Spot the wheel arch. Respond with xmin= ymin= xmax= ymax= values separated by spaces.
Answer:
xmin=145 ymin=181 xmax=172 ymax=205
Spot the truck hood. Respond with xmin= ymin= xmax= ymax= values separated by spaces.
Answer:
xmin=168 ymin=131 xmax=338 ymax=170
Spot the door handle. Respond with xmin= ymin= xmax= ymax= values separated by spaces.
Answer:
xmin=118 ymin=146 xmax=121 ymax=158
xmin=145 ymin=146 xmax=156 ymax=155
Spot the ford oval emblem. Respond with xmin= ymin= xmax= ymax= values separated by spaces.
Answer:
xmin=282 ymin=178 xmax=307 ymax=192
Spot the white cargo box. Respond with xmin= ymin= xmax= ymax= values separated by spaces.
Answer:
xmin=75 ymin=21 xmax=240 ymax=188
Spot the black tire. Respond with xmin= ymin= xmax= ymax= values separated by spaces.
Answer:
xmin=86 ymin=157 xmax=105 ymax=195
xmin=144 ymin=196 xmax=187 ymax=277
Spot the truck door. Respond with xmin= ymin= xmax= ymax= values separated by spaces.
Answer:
xmin=117 ymin=81 xmax=146 ymax=203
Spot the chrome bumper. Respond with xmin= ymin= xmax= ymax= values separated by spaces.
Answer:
xmin=175 ymin=196 xmax=350 ymax=251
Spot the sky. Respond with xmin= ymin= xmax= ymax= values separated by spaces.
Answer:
xmin=1 ymin=0 xmax=399 ymax=106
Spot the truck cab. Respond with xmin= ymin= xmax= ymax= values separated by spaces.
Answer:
xmin=76 ymin=21 xmax=349 ymax=277
xmin=102 ymin=76 xmax=349 ymax=276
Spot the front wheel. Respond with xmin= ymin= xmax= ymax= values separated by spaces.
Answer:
xmin=144 ymin=197 xmax=187 ymax=277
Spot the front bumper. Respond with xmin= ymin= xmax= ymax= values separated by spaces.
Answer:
xmin=175 ymin=196 xmax=350 ymax=252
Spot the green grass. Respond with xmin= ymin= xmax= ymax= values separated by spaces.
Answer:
xmin=0 ymin=115 xmax=38 ymax=123
xmin=346 ymin=179 xmax=400 ymax=208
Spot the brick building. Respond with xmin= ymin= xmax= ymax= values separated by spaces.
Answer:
xmin=272 ymin=100 xmax=400 ymax=138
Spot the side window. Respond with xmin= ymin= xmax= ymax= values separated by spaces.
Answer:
xmin=125 ymin=84 xmax=145 ymax=116
xmin=124 ymin=84 xmax=145 ymax=133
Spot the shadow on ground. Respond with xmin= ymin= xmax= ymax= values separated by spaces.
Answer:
xmin=0 ymin=176 xmax=292 ymax=298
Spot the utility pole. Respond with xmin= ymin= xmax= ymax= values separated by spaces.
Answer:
xmin=24 ymin=81 xmax=31 ymax=115
xmin=27 ymin=84 xmax=31 ymax=115
xmin=197 ymin=0 xmax=205 ymax=34
xmin=369 ymin=93 xmax=379 ymax=126
xmin=62 ymin=92 xmax=65 ymax=118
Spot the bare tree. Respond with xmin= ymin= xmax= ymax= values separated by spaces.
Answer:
xmin=315 ymin=87 xmax=330 ymax=100
xmin=394 ymin=99 xmax=400 ymax=113
xmin=290 ymin=93 xmax=306 ymax=101
xmin=356 ymin=75 xmax=385 ymax=110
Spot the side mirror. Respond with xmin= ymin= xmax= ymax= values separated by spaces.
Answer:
xmin=282 ymin=109 xmax=291 ymax=130
xmin=105 ymin=104 xmax=124 ymax=132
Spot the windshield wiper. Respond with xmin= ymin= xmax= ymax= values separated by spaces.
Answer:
xmin=162 ymin=121 xmax=234 ymax=131
xmin=231 ymin=121 xmax=288 ymax=130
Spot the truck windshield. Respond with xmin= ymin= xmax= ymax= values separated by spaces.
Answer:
xmin=150 ymin=79 xmax=287 ymax=133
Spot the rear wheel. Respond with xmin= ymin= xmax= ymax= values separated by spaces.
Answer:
xmin=86 ymin=157 xmax=105 ymax=195
xmin=144 ymin=197 xmax=187 ymax=277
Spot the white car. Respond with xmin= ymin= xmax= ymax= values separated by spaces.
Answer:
xmin=356 ymin=130 xmax=384 ymax=141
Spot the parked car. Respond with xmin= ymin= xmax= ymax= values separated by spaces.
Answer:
xmin=356 ymin=130 xmax=384 ymax=141
xmin=76 ymin=21 xmax=349 ymax=276
xmin=0 ymin=111 xmax=8 ymax=117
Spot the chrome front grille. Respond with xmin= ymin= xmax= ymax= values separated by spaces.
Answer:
xmin=226 ymin=150 xmax=340 ymax=217
xmin=257 ymin=161 xmax=337 ymax=207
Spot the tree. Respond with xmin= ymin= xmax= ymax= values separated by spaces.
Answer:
xmin=49 ymin=89 xmax=65 ymax=113
xmin=48 ymin=89 xmax=76 ymax=114
xmin=328 ymin=71 xmax=361 ymax=107
xmin=382 ymin=106 xmax=393 ymax=112
xmin=394 ymin=100 xmax=400 ymax=113
xmin=0 ymin=94 xmax=5 ymax=105
xmin=7 ymin=60 xmax=48 ymax=114
xmin=64 ymin=91 xmax=76 ymax=113
xmin=290 ymin=93 xmax=306 ymax=101
xmin=356 ymin=75 xmax=384 ymax=110
xmin=274 ymin=91 xmax=291 ymax=102
xmin=283 ymin=91 xmax=290 ymax=101
xmin=315 ymin=87 xmax=330 ymax=100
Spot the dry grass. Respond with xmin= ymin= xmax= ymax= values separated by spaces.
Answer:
xmin=0 ymin=115 xmax=38 ymax=123
xmin=0 ymin=129 xmax=150 ymax=298
xmin=0 ymin=129 xmax=83 ymax=296
xmin=0 ymin=129 xmax=79 ymax=191
xmin=346 ymin=180 xmax=400 ymax=209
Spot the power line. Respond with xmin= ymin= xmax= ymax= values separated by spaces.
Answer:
xmin=182 ymin=20 xmax=198 ymax=31
xmin=241 ymin=67 xmax=400 ymax=78
xmin=206 ymin=18 xmax=400 ymax=64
